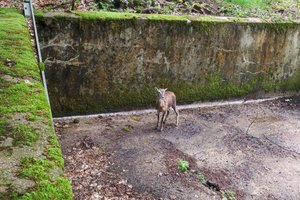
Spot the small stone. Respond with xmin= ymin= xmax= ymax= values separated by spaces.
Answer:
xmin=158 ymin=172 xmax=163 ymax=177
xmin=63 ymin=124 xmax=70 ymax=128
xmin=73 ymin=118 xmax=80 ymax=123
xmin=118 ymin=179 xmax=127 ymax=184
xmin=170 ymin=195 xmax=176 ymax=200
xmin=81 ymin=164 xmax=89 ymax=170
xmin=92 ymin=192 xmax=103 ymax=200
xmin=24 ymin=79 xmax=33 ymax=85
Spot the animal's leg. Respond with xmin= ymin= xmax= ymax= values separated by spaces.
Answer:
xmin=155 ymin=111 xmax=160 ymax=130
xmin=172 ymin=105 xmax=179 ymax=126
xmin=163 ymin=109 xmax=170 ymax=124
xmin=160 ymin=112 xmax=166 ymax=131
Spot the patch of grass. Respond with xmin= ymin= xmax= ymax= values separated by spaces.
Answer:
xmin=197 ymin=172 xmax=206 ymax=183
xmin=130 ymin=115 xmax=141 ymax=121
xmin=223 ymin=0 xmax=269 ymax=8
xmin=122 ymin=125 xmax=132 ymax=133
xmin=178 ymin=160 xmax=189 ymax=172
xmin=221 ymin=189 xmax=236 ymax=200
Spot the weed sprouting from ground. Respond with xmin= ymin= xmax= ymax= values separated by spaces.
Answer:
xmin=197 ymin=171 xmax=206 ymax=183
xmin=221 ymin=189 xmax=236 ymax=200
xmin=122 ymin=125 xmax=132 ymax=133
xmin=178 ymin=160 xmax=189 ymax=172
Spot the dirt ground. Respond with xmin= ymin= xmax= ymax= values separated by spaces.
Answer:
xmin=55 ymin=96 xmax=300 ymax=200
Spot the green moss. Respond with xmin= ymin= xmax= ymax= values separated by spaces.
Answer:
xmin=0 ymin=8 xmax=72 ymax=199
xmin=146 ymin=14 xmax=188 ymax=22
xmin=279 ymin=70 xmax=300 ymax=92
xmin=52 ymin=70 xmax=300 ymax=117
xmin=0 ymin=81 xmax=48 ymax=115
xmin=21 ymin=178 xmax=72 ymax=200
xmin=75 ymin=11 xmax=139 ymax=20
xmin=19 ymin=157 xmax=72 ymax=200
xmin=0 ymin=120 xmax=8 ymax=136
xmin=0 ymin=123 xmax=39 ymax=146
xmin=25 ymin=113 xmax=40 ymax=122
xmin=45 ymin=136 xmax=64 ymax=168
xmin=248 ymin=21 xmax=297 ymax=34
xmin=12 ymin=124 xmax=40 ymax=146
xmin=19 ymin=157 xmax=54 ymax=181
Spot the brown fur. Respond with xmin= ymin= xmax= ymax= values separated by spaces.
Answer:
xmin=155 ymin=89 xmax=179 ymax=131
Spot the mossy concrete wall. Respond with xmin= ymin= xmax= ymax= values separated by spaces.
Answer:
xmin=36 ymin=12 xmax=300 ymax=116
xmin=0 ymin=9 xmax=72 ymax=199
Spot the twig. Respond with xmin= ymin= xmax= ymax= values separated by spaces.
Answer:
xmin=245 ymin=117 xmax=257 ymax=135
xmin=263 ymin=135 xmax=300 ymax=157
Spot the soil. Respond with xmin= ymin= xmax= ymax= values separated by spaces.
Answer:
xmin=55 ymin=96 xmax=300 ymax=200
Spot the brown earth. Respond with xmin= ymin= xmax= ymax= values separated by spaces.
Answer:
xmin=55 ymin=96 xmax=300 ymax=200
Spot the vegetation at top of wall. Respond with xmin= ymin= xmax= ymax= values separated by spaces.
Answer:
xmin=0 ymin=8 xmax=72 ymax=199
xmin=2 ymin=0 xmax=300 ymax=21
xmin=36 ymin=10 xmax=296 ymax=23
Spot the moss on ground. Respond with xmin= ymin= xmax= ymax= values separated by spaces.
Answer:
xmin=0 ymin=8 xmax=72 ymax=199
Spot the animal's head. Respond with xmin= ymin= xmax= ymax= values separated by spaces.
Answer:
xmin=155 ymin=87 xmax=168 ymax=99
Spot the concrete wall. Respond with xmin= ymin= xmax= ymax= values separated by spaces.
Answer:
xmin=36 ymin=12 xmax=300 ymax=116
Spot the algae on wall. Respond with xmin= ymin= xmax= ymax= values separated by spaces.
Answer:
xmin=0 ymin=8 xmax=72 ymax=199
xmin=36 ymin=12 xmax=300 ymax=116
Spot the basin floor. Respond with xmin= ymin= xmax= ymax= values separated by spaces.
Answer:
xmin=55 ymin=96 xmax=300 ymax=200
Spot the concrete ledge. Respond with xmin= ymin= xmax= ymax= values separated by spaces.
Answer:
xmin=0 ymin=8 xmax=72 ymax=199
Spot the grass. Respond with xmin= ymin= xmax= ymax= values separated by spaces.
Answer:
xmin=122 ymin=125 xmax=132 ymax=133
xmin=221 ymin=189 xmax=236 ymax=200
xmin=197 ymin=172 xmax=206 ymax=183
xmin=223 ymin=0 xmax=269 ymax=8
xmin=130 ymin=115 xmax=141 ymax=121
xmin=178 ymin=160 xmax=189 ymax=172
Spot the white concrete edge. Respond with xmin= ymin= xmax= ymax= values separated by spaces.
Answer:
xmin=53 ymin=96 xmax=282 ymax=121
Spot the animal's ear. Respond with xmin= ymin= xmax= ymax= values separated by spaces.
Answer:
xmin=155 ymin=87 xmax=159 ymax=92
xmin=165 ymin=88 xmax=168 ymax=91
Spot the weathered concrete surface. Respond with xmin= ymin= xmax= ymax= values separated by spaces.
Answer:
xmin=56 ymin=96 xmax=300 ymax=200
xmin=0 ymin=9 xmax=72 ymax=199
xmin=36 ymin=12 xmax=300 ymax=116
